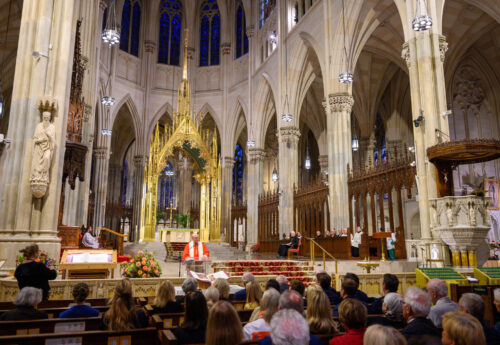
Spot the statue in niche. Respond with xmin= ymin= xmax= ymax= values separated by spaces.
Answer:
xmin=30 ymin=101 xmax=56 ymax=198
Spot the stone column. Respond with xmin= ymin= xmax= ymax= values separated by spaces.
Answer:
xmin=318 ymin=155 xmax=328 ymax=182
xmin=222 ymin=157 xmax=235 ymax=243
xmin=0 ymin=0 xmax=77 ymax=270
xmin=402 ymin=29 xmax=449 ymax=244
xmin=278 ymin=127 xmax=300 ymax=237
xmin=246 ymin=148 xmax=265 ymax=250
xmin=326 ymin=93 xmax=354 ymax=229
xmin=92 ymin=146 xmax=110 ymax=229
xmin=131 ymin=155 xmax=145 ymax=242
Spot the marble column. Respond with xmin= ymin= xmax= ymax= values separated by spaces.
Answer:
xmin=131 ymin=155 xmax=145 ymax=242
xmin=402 ymin=31 xmax=449 ymax=244
xmin=246 ymin=148 xmax=265 ymax=250
xmin=92 ymin=146 xmax=110 ymax=229
xmin=222 ymin=157 xmax=235 ymax=243
xmin=278 ymin=127 xmax=300 ymax=237
xmin=326 ymin=93 xmax=354 ymax=230
xmin=0 ymin=0 xmax=77 ymax=270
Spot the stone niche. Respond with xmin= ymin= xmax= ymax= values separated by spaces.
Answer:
xmin=430 ymin=195 xmax=490 ymax=267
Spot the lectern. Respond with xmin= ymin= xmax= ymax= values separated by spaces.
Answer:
xmin=372 ymin=232 xmax=392 ymax=261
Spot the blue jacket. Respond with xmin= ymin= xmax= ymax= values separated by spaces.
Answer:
xmin=323 ymin=287 xmax=342 ymax=305
xmin=233 ymin=288 xmax=247 ymax=302
xmin=259 ymin=333 xmax=323 ymax=345
xmin=59 ymin=305 xmax=99 ymax=318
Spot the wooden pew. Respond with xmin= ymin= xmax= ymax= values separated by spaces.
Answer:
xmin=449 ymin=284 xmax=500 ymax=326
xmin=152 ymin=309 xmax=254 ymax=330
xmin=0 ymin=317 xmax=100 ymax=336
xmin=0 ymin=327 xmax=158 ymax=345
xmin=0 ymin=306 xmax=109 ymax=319
xmin=0 ymin=298 xmax=108 ymax=310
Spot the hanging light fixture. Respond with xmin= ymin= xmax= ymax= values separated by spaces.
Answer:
xmin=412 ymin=0 xmax=432 ymax=32
xmin=304 ymin=152 xmax=311 ymax=170
xmin=352 ymin=114 xmax=359 ymax=151
xmin=269 ymin=30 xmax=278 ymax=45
xmin=0 ymin=0 xmax=13 ymax=119
xmin=101 ymin=74 xmax=115 ymax=107
xmin=101 ymin=129 xmax=112 ymax=136
xmin=246 ymin=140 xmax=255 ymax=148
xmin=102 ymin=0 xmax=120 ymax=45
xmin=272 ymin=165 xmax=278 ymax=182
xmin=338 ymin=0 xmax=353 ymax=84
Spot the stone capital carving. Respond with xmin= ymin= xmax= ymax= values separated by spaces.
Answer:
xmin=438 ymin=35 xmax=448 ymax=63
xmin=246 ymin=25 xmax=255 ymax=38
xmin=133 ymin=155 xmax=146 ymax=168
xmin=144 ymin=40 xmax=156 ymax=53
xmin=30 ymin=100 xmax=57 ymax=198
xmin=83 ymin=103 xmax=92 ymax=122
xmin=328 ymin=93 xmax=354 ymax=113
xmin=248 ymin=148 xmax=266 ymax=164
xmin=322 ymin=99 xmax=329 ymax=114
xmin=93 ymin=146 xmax=108 ymax=159
xmin=224 ymin=156 xmax=235 ymax=167
xmin=221 ymin=43 xmax=231 ymax=55
xmin=187 ymin=47 xmax=195 ymax=60
xmin=401 ymin=42 xmax=411 ymax=68
xmin=279 ymin=126 xmax=300 ymax=145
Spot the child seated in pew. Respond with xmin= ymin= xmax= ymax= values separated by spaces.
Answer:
xmin=150 ymin=281 xmax=183 ymax=315
xmin=0 ymin=287 xmax=48 ymax=321
xmin=60 ymin=283 xmax=99 ymax=318
xmin=100 ymin=279 xmax=148 ymax=331
xmin=244 ymin=281 xmax=262 ymax=311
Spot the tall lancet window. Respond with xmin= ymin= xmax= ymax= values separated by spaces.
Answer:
xmin=235 ymin=3 xmax=249 ymax=59
xmin=158 ymin=0 xmax=183 ymax=65
xmin=232 ymin=144 xmax=245 ymax=204
xmin=199 ymin=0 xmax=220 ymax=66
xmin=159 ymin=162 xmax=175 ymax=210
xmin=120 ymin=0 xmax=142 ymax=57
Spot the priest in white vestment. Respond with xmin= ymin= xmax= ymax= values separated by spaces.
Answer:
xmin=82 ymin=227 xmax=100 ymax=249
xmin=182 ymin=233 xmax=209 ymax=262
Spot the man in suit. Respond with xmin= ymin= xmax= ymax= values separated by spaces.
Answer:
xmin=233 ymin=272 xmax=254 ymax=301
xmin=316 ymin=272 xmax=341 ymax=305
xmin=370 ymin=273 xmax=400 ymax=314
xmin=277 ymin=231 xmax=299 ymax=257
xmin=458 ymin=292 xmax=500 ymax=345
xmin=426 ymin=278 xmax=457 ymax=327
xmin=401 ymin=287 xmax=440 ymax=340
xmin=332 ymin=279 xmax=370 ymax=317
xmin=276 ymin=275 xmax=289 ymax=293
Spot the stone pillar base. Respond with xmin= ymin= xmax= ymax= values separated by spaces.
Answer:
xmin=0 ymin=229 xmax=61 ymax=271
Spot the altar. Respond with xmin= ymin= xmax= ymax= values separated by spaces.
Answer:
xmin=160 ymin=228 xmax=199 ymax=242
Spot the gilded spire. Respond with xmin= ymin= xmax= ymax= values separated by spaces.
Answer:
xmin=177 ymin=29 xmax=191 ymax=120
xmin=182 ymin=30 xmax=189 ymax=81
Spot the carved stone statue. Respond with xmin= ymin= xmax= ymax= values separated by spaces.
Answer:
xmin=30 ymin=109 xmax=56 ymax=198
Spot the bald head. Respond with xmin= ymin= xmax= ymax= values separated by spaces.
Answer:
xmin=192 ymin=233 xmax=199 ymax=244
xmin=242 ymin=272 xmax=255 ymax=285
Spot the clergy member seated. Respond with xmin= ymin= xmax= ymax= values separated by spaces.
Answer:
xmin=277 ymin=231 xmax=299 ymax=258
xmin=182 ymin=233 xmax=209 ymax=262
xmin=82 ymin=226 xmax=100 ymax=249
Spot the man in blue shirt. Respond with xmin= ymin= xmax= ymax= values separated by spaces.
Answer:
xmin=316 ymin=272 xmax=341 ymax=305
xmin=233 ymin=272 xmax=254 ymax=302
xmin=60 ymin=283 xmax=99 ymax=318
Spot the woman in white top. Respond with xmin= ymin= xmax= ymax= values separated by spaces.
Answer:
xmin=386 ymin=229 xmax=396 ymax=260
xmin=82 ymin=226 xmax=100 ymax=249
xmin=243 ymin=288 xmax=280 ymax=341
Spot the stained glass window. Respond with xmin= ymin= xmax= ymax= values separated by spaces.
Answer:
xmin=235 ymin=3 xmax=249 ymax=59
xmin=158 ymin=0 xmax=183 ymax=65
xmin=120 ymin=0 xmax=142 ymax=57
xmin=159 ymin=162 xmax=175 ymax=209
xmin=232 ymin=144 xmax=245 ymax=204
xmin=259 ymin=0 xmax=276 ymax=28
xmin=373 ymin=112 xmax=386 ymax=165
xmin=199 ymin=0 xmax=220 ymax=66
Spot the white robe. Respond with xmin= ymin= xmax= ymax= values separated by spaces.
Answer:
xmin=351 ymin=232 xmax=363 ymax=248
xmin=82 ymin=232 xmax=99 ymax=249
xmin=386 ymin=233 xmax=396 ymax=250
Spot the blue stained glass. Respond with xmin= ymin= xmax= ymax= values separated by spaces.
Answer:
xmin=233 ymin=144 xmax=244 ymax=203
xmin=120 ymin=0 xmax=131 ymax=52
xmin=210 ymin=14 xmax=220 ymax=65
xmin=130 ymin=2 xmax=141 ymax=56
xmin=158 ymin=13 xmax=170 ymax=64
xmin=170 ymin=14 xmax=181 ymax=65
xmin=200 ymin=15 xmax=210 ymax=66
xmin=236 ymin=6 xmax=243 ymax=58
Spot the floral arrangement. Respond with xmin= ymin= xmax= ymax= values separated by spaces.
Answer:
xmin=16 ymin=251 xmax=56 ymax=267
xmin=489 ymin=241 xmax=500 ymax=250
xmin=121 ymin=250 xmax=162 ymax=278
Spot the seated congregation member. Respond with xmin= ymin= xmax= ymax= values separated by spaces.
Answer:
xmin=344 ymin=273 xmax=370 ymax=303
xmin=363 ymin=324 xmax=407 ymax=345
xmin=306 ymin=285 xmax=339 ymax=335
xmin=458 ymin=292 xmax=500 ymax=345
xmin=15 ymin=244 xmax=57 ymax=301
xmin=101 ymin=279 xmax=148 ymax=331
xmin=370 ymin=273 xmax=400 ymax=314
xmin=276 ymin=275 xmax=289 ymax=293
xmin=60 ymin=283 xmax=99 ymax=318
xmin=264 ymin=279 xmax=281 ymax=293
xmin=316 ymin=272 xmax=341 ymax=305
xmin=325 ymin=229 xmax=331 ymax=238
xmin=277 ymin=230 xmax=299 ymax=258
xmin=245 ymin=281 xmax=262 ymax=310
xmin=407 ymin=335 xmax=442 ymax=345
xmin=494 ymin=288 xmax=500 ymax=333
xmin=341 ymin=228 xmax=348 ymax=237
xmin=82 ymin=226 xmax=100 ymax=249
xmin=243 ymin=288 xmax=280 ymax=340
xmin=203 ymin=286 xmax=219 ymax=311
xmin=315 ymin=230 xmax=323 ymax=239
xmin=401 ymin=287 xmax=440 ymax=340
xmin=291 ymin=280 xmax=306 ymax=306
xmin=442 ymin=312 xmax=486 ymax=345
xmin=233 ymin=272 xmax=254 ymax=301
xmin=0 ymin=287 xmax=48 ymax=321
xmin=213 ymin=278 xmax=230 ymax=301
xmin=367 ymin=292 xmax=406 ymax=329
xmin=333 ymin=279 xmax=369 ymax=317
xmin=182 ymin=233 xmax=209 ymax=262
xmin=259 ymin=309 xmax=323 ymax=345
xmin=330 ymin=299 xmax=367 ymax=345
xmin=176 ymin=277 xmax=197 ymax=304
xmin=150 ymin=281 xmax=183 ymax=314
xmin=205 ymin=301 xmax=242 ymax=345
xmin=426 ymin=278 xmax=457 ymax=327
xmin=174 ymin=291 xmax=208 ymax=345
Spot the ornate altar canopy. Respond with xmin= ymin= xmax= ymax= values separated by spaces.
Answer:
xmin=140 ymin=30 xmax=221 ymax=243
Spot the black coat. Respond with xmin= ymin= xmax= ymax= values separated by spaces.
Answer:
xmin=173 ymin=326 xmax=206 ymax=344
xmin=151 ymin=301 xmax=183 ymax=314
xmin=15 ymin=261 xmax=57 ymax=301
xmin=401 ymin=317 xmax=441 ymax=340
xmin=0 ymin=306 xmax=48 ymax=321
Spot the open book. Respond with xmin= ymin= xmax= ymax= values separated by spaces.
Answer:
xmin=188 ymin=270 xmax=231 ymax=283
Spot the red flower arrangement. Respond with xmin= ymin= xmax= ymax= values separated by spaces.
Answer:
xmin=121 ymin=250 xmax=162 ymax=278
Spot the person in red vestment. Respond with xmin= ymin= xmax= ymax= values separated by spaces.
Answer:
xmin=182 ymin=233 xmax=210 ymax=262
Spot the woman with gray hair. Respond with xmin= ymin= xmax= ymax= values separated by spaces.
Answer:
xmin=367 ymin=292 xmax=406 ymax=329
xmin=243 ymin=288 xmax=280 ymax=340
xmin=0 ymin=287 xmax=48 ymax=320
xmin=204 ymin=286 xmax=219 ymax=310
xmin=176 ymin=277 xmax=198 ymax=304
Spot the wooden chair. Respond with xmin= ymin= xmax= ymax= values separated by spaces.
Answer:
xmin=288 ymin=237 xmax=302 ymax=258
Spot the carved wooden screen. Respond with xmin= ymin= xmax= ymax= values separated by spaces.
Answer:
xmin=293 ymin=181 xmax=329 ymax=239
xmin=231 ymin=202 xmax=247 ymax=248
xmin=257 ymin=190 xmax=279 ymax=252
